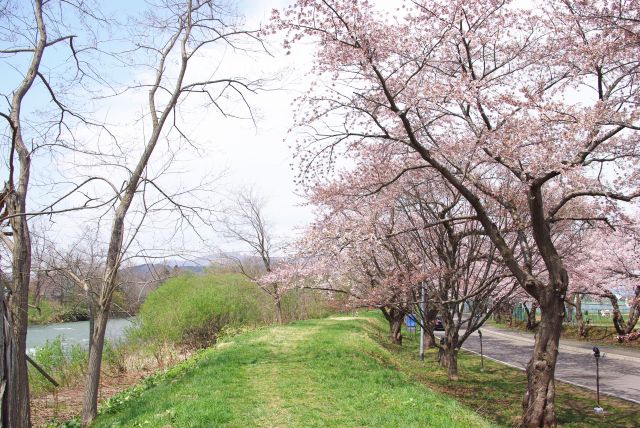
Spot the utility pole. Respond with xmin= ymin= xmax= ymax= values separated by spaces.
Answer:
xmin=419 ymin=282 xmax=426 ymax=361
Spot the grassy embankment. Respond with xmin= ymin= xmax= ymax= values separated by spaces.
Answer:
xmin=30 ymin=273 xmax=334 ymax=395
xmin=31 ymin=272 xmax=337 ymax=425
xmin=93 ymin=314 xmax=494 ymax=428
xmin=91 ymin=312 xmax=639 ymax=427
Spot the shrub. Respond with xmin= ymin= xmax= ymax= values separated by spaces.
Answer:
xmin=56 ymin=307 xmax=90 ymax=322
xmin=130 ymin=273 xmax=273 ymax=350
xmin=281 ymin=289 xmax=335 ymax=321
xmin=28 ymin=337 xmax=88 ymax=395
xmin=28 ymin=298 xmax=59 ymax=324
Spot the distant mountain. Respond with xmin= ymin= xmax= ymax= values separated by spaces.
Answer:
xmin=124 ymin=262 xmax=206 ymax=278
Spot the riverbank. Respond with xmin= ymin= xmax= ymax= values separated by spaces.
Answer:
xmin=29 ymin=272 xmax=336 ymax=426
xmin=31 ymin=370 xmax=149 ymax=427
xmin=30 ymin=341 xmax=195 ymax=426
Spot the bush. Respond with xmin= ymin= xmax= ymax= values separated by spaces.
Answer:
xmin=28 ymin=296 xmax=93 ymax=324
xmin=28 ymin=298 xmax=59 ymax=325
xmin=281 ymin=289 xmax=336 ymax=321
xmin=130 ymin=273 xmax=273 ymax=350
xmin=28 ymin=337 xmax=88 ymax=395
xmin=56 ymin=307 xmax=90 ymax=322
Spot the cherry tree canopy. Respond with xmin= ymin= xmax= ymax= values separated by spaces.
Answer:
xmin=272 ymin=0 xmax=640 ymax=425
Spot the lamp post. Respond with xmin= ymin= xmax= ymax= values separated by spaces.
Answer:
xmin=478 ymin=330 xmax=484 ymax=371
xmin=593 ymin=346 xmax=603 ymax=413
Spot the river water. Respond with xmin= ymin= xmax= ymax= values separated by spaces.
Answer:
xmin=26 ymin=318 xmax=135 ymax=353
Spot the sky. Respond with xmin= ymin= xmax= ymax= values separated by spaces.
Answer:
xmin=1 ymin=0 xmax=320 ymax=262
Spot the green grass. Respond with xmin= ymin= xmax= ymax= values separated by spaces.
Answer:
xmin=91 ymin=312 xmax=639 ymax=427
xmin=93 ymin=315 xmax=494 ymax=428
xmin=393 ymin=325 xmax=640 ymax=427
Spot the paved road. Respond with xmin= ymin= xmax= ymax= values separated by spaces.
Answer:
xmin=442 ymin=327 xmax=640 ymax=405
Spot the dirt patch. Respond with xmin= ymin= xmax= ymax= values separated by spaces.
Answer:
xmin=30 ymin=369 xmax=153 ymax=427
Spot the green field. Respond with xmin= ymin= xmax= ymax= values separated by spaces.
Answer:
xmin=93 ymin=314 xmax=493 ymax=427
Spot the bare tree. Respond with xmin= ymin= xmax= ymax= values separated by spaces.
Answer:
xmin=0 ymin=1 xmax=105 ymax=424
xmin=221 ymin=188 xmax=286 ymax=324
xmin=78 ymin=1 xmax=265 ymax=424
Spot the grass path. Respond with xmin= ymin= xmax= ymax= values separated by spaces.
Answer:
xmin=93 ymin=316 xmax=493 ymax=427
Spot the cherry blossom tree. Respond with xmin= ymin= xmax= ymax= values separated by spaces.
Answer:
xmin=275 ymin=161 xmax=516 ymax=357
xmin=394 ymin=178 xmax=518 ymax=380
xmin=568 ymin=221 xmax=640 ymax=340
xmin=273 ymin=0 xmax=640 ymax=425
xmin=270 ymin=184 xmax=416 ymax=344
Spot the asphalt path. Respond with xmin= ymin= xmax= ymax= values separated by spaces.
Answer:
xmin=439 ymin=327 xmax=640 ymax=405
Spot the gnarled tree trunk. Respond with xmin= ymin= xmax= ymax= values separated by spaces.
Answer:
xmin=381 ymin=307 xmax=405 ymax=345
xmin=525 ymin=302 xmax=539 ymax=330
xmin=606 ymin=286 xmax=639 ymax=339
xmin=522 ymin=290 xmax=564 ymax=427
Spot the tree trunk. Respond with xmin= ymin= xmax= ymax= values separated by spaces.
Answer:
xmin=2 ymin=288 xmax=20 ymax=428
xmin=381 ymin=307 xmax=405 ymax=345
xmin=390 ymin=316 xmax=403 ymax=345
xmin=81 ymin=305 xmax=110 ymax=427
xmin=574 ymin=294 xmax=586 ymax=337
xmin=607 ymin=286 xmax=639 ymax=338
xmin=526 ymin=302 xmax=539 ymax=331
xmin=564 ymin=301 xmax=572 ymax=323
xmin=606 ymin=292 xmax=630 ymax=336
xmin=446 ymin=348 xmax=458 ymax=380
xmin=87 ymin=298 xmax=95 ymax=353
xmin=626 ymin=286 xmax=640 ymax=335
xmin=5 ymin=192 xmax=33 ymax=428
xmin=424 ymin=307 xmax=438 ymax=348
xmin=275 ymin=297 xmax=283 ymax=325
xmin=439 ymin=342 xmax=459 ymax=380
xmin=494 ymin=302 xmax=514 ymax=325
xmin=439 ymin=325 xmax=459 ymax=380
xmin=522 ymin=291 xmax=564 ymax=427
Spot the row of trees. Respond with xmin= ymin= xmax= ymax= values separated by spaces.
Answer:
xmin=264 ymin=1 xmax=640 ymax=427
xmin=1 ymin=0 xmax=264 ymax=426
xmin=267 ymin=167 xmax=525 ymax=380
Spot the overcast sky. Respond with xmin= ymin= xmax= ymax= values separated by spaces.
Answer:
xmin=1 ymin=0 xmax=322 ymax=262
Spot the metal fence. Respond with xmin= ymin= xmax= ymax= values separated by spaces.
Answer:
xmin=512 ymin=302 xmax=630 ymax=325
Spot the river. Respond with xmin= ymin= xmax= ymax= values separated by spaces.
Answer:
xmin=26 ymin=318 xmax=135 ymax=353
